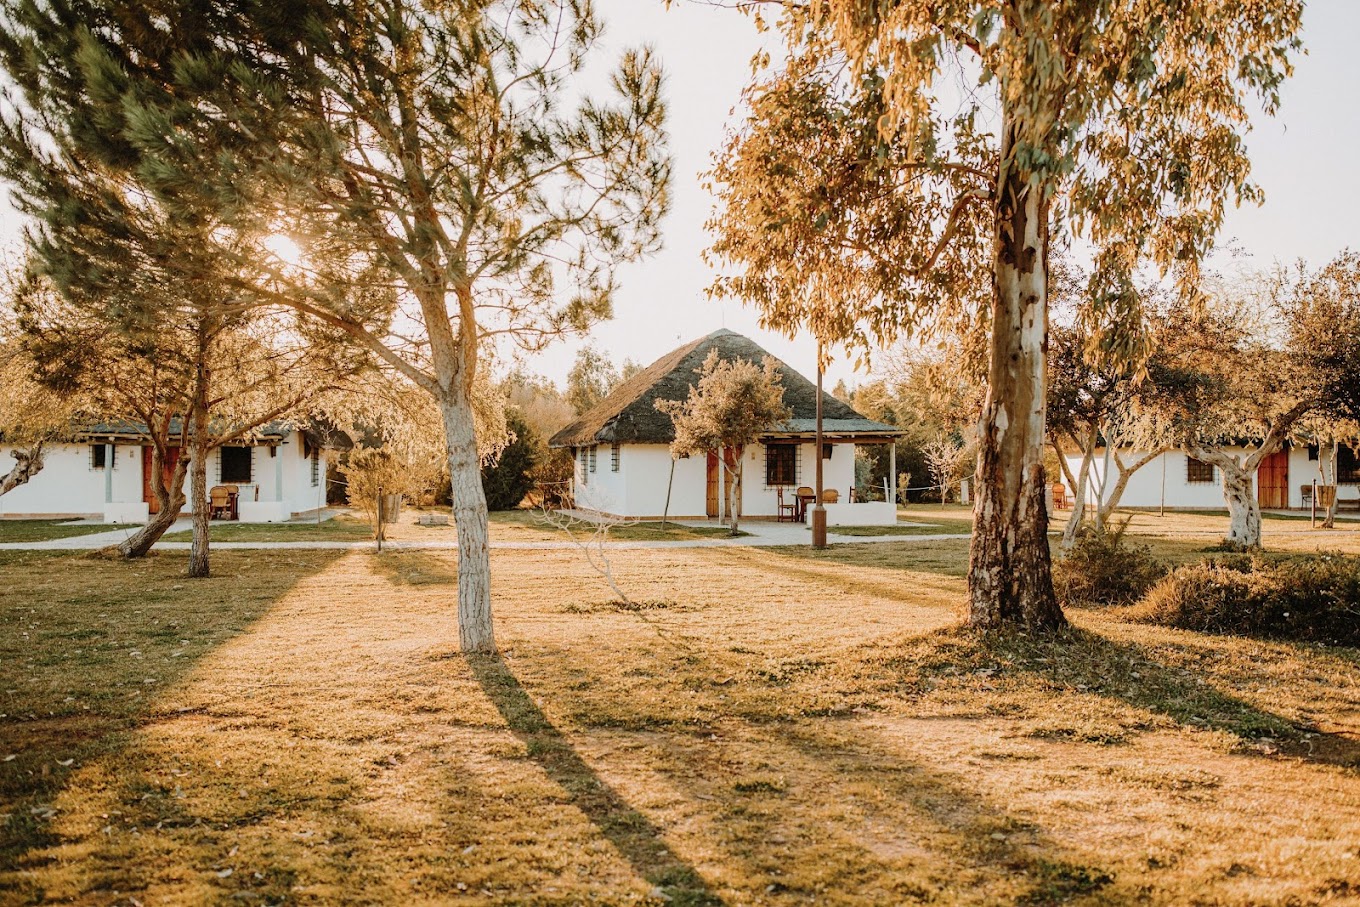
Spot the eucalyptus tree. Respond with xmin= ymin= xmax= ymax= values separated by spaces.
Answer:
xmin=707 ymin=2 xmax=1302 ymax=629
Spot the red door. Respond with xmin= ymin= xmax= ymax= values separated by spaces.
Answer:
xmin=1257 ymin=449 xmax=1289 ymax=510
xmin=142 ymin=446 xmax=181 ymax=514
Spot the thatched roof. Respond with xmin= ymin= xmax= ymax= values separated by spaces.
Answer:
xmin=549 ymin=329 xmax=901 ymax=448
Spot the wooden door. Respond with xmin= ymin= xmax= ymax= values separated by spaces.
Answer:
xmin=142 ymin=446 xmax=181 ymax=514
xmin=706 ymin=452 xmax=719 ymax=518
xmin=1257 ymin=448 xmax=1289 ymax=510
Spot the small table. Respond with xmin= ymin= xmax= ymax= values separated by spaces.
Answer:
xmin=795 ymin=491 xmax=816 ymax=523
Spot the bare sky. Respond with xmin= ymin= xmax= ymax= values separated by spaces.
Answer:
xmin=1 ymin=2 xmax=1355 ymax=391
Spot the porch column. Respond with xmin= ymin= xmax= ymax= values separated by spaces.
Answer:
xmin=105 ymin=444 xmax=114 ymax=503
xmin=888 ymin=441 xmax=896 ymax=506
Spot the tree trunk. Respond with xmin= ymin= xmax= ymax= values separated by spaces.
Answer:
xmin=187 ymin=369 xmax=212 ymax=577
xmin=1097 ymin=449 xmax=1165 ymax=529
xmin=115 ymin=444 xmax=186 ymax=558
xmin=730 ymin=447 xmax=743 ymax=535
xmin=1056 ymin=429 xmax=1096 ymax=553
xmin=1323 ymin=440 xmax=1338 ymax=529
xmin=442 ymin=389 xmax=495 ymax=653
xmin=1220 ymin=462 xmax=1261 ymax=548
xmin=0 ymin=443 xmax=44 ymax=496
xmin=187 ymin=440 xmax=211 ymax=577
xmin=967 ymin=129 xmax=1065 ymax=631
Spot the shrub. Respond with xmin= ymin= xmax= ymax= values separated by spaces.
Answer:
xmin=1131 ymin=553 xmax=1360 ymax=647
xmin=1053 ymin=521 xmax=1166 ymax=607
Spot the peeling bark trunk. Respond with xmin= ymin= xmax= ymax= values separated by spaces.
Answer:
xmin=442 ymin=388 xmax=494 ymax=653
xmin=115 ymin=445 xmax=186 ymax=558
xmin=0 ymin=443 xmax=44 ymax=496
xmin=1220 ymin=463 xmax=1261 ymax=548
xmin=967 ymin=128 xmax=1065 ymax=631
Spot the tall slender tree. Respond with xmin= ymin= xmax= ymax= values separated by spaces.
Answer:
xmin=0 ymin=1 xmax=668 ymax=640
xmin=708 ymin=2 xmax=1303 ymax=628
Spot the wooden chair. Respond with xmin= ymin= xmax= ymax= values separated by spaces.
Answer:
xmin=820 ymin=488 xmax=840 ymax=504
xmin=795 ymin=485 xmax=814 ymax=522
xmin=1051 ymin=482 xmax=1068 ymax=510
xmin=775 ymin=487 xmax=797 ymax=522
xmin=209 ymin=486 xmax=233 ymax=520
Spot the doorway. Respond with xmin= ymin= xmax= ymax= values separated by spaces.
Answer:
xmin=142 ymin=446 xmax=182 ymax=514
xmin=1257 ymin=448 xmax=1289 ymax=510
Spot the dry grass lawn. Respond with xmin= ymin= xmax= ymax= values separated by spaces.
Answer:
xmin=2 ymin=515 xmax=1360 ymax=905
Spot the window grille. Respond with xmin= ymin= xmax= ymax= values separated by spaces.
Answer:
xmin=310 ymin=450 xmax=320 ymax=486
xmin=1339 ymin=446 xmax=1360 ymax=484
xmin=220 ymin=446 xmax=252 ymax=483
xmin=90 ymin=445 xmax=115 ymax=469
xmin=588 ymin=445 xmax=597 ymax=473
xmin=611 ymin=443 xmax=620 ymax=472
xmin=1186 ymin=456 xmax=1215 ymax=484
xmin=765 ymin=444 xmax=798 ymax=486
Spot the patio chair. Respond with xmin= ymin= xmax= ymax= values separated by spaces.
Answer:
xmin=209 ymin=486 xmax=234 ymax=520
xmin=820 ymin=488 xmax=839 ymax=505
xmin=776 ymin=487 xmax=797 ymax=522
xmin=1051 ymin=482 xmax=1068 ymax=510
xmin=795 ymin=485 xmax=814 ymax=522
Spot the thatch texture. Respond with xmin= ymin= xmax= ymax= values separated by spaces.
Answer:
xmin=549 ymin=330 xmax=899 ymax=448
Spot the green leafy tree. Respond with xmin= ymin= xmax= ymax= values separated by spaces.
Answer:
xmin=656 ymin=351 xmax=791 ymax=534
xmin=707 ymin=2 xmax=1303 ymax=630
xmin=566 ymin=346 xmax=623 ymax=415
xmin=0 ymin=0 xmax=671 ymax=651
xmin=482 ymin=411 xmax=539 ymax=511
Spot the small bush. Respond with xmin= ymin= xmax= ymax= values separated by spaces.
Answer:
xmin=1130 ymin=553 xmax=1360 ymax=647
xmin=1053 ymin=521 xmax=1167 ymax=607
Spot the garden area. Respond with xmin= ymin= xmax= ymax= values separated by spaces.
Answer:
xmin=3 ymin=509 xmax=1359 ymax=905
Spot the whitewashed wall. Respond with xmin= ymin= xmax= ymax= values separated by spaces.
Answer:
xmin=0 ymin=429 xmax=320 ymax=522
xmin=1065 ymin=447 xmax=1352 ymax=510
xmin=571 ymin=439 xmax=858 ymax=519
xmin=0 ymin=442 xmax=142 ymax=517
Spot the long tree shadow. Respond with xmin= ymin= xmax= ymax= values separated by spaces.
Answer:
xmin=468 ymin=653 xmax=724 ymax=906
xmin=510 ymin=636 xmax=1126 ymax=904
xmin=893 ymin=624 xmax=1360 ymax=769
xmin=0 ymin=548 xmax=346 ymax=892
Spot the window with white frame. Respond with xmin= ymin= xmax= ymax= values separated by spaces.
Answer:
xmin=610 ymin=443 xmax=620 ymax=472
xmin=588 ymin=445 xmax=597 ymax=473
xmin=90 ymin=444 xmax=115 ymax=469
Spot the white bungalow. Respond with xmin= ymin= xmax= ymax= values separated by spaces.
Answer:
xmin=1061 ymin=444 xmax=1360 ymax=512
xmin=0 ymin=421 xmax=335 ymax=523
xmin=549 ymin=329 xmax=904 ymax=525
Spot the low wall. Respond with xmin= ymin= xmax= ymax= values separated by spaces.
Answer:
xmin=104 ymin=503 xmax=149 ymax=524
xmin=824 ymin=501 xmax=897 ymax=526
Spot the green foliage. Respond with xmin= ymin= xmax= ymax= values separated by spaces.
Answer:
xmin=482 ymin=412 xmax=539 ymax=511
xmin=566 ymin=346 xmax=621 ymax=415
xmin=1053 ymin=522 xmax=1167 ymax=608
xmin=657 ymin=351 xmax=791 ymax=459
xmin=1131 ymin=553 xmax=1360 ymax=647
